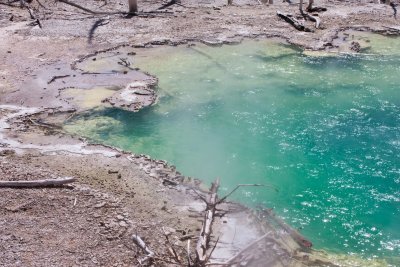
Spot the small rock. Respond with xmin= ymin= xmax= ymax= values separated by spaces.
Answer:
xmin=119 ymin=221 xmax=128 ymax=227
xmin=350 ymin=41 xmax=361 ymax=52
xmin=163 ymin=227 xmax=176 ymax=236
xmin=94 ymin=202 xmax=106 ymax=208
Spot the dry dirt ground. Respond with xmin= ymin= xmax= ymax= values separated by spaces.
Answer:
xmin=0 ymin=0 xmax=399 ymax=266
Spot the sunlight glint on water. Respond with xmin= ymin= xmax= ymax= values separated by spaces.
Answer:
xmin=65 ymin=39 xmax=400 ymax=262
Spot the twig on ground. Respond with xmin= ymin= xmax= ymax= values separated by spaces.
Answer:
xmin=162 ymin=227 xmax=181 ymax=264
xmin=47 ymin=74 xmax=70 ymax=84
xmin=195 ymin=179 xmax=219 ymax=266
xmin=187 ymin=239 xmax=192 ymax=266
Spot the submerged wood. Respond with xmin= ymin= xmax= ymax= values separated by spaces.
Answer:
xmin=0 ymin=177 xmax=75 ymax=188
xmin=264 ymin=209 xmax=313 ymax=249
xmin=223 ymin=232 xmax=271 ymax=265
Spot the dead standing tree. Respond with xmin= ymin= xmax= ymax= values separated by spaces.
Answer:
xmin=128 ymin=0 xmax=137 ymax=13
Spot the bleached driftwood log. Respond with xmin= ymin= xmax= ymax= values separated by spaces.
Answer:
xmin=0 ymin=177 xmax=75 ymax=188
xmin=195 ymin=178 xmax=220 ymax=265
xmin=132 ymin=234 xmax=155 ymax=264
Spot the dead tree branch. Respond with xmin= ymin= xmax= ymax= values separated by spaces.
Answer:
xmin=0 ymin=177 xmax=75 ymax=188
xmin=57 ymin=0 xmax=116 ymax=14
xmin=157 ymin=0 xmax=183 ymax=10
xmin=47 ymin=74 xmax=70 ymax=84
xmin=195 ymin=178 xmax=220 ymax=266
xmin=132 ymin=234 xmax=155 ymax=264
xmin=88 ymin=18 xmax=110 ymax=44
xmin=19 ymin=0 xmax=43 ymax=28
xmin=193 ymin=179 xmax=276 ymax=265
xmin=277 ymin=11 xmax=312 ymax=32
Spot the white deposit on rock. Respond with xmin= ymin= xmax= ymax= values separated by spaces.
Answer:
xmin=103 ymin=79 xmax=157 ymax=112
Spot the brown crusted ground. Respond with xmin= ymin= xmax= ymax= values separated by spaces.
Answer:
xmin=0 ymin=0 xmax=399 ymax=266
xmin=0 ymin=107 xmax=209 ymax=266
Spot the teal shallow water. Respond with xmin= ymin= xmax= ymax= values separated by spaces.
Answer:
xmin=66 ymin=38 xmax=400 ymax=263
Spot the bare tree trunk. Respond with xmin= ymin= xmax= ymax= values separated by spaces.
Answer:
xmin=306 ymin=0 xmax=314 ymax=11
xmin=299 ymin=0 xmax=304 ymax=14
xmin=128 ymin=0 xmax=137 ymax=13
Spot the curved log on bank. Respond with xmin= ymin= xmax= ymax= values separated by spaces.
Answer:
xmin=299 ymin=0 xmax=321 ymax=29
xmin=304 ymin=12 xmax=321 ymax=29
xmin=0 ymin=177 xmax=76 ymax=188
xmin=277 ymin=11 xmax=313 ymax=32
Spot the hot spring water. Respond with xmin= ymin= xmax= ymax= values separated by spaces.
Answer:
xmin=65 ymin=35 xmax=400 ymax=264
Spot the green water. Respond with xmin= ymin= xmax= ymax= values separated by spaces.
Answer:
xmin=65 ymin=38 xmax=400 ymax=263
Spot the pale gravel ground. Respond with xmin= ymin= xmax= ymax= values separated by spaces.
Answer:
xmin=0 ymin=1 xmax=399 ymax=266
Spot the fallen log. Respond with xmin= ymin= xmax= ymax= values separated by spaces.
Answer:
xmin=195 ymin=178 xmax=220 ymax=266
xmin=0 ymin=177 xmax=75 ymax=188
xmin=132 ymin=234 xmax=155 ymax=264
xmin=277 ymin=11 xmax=312 ymax=32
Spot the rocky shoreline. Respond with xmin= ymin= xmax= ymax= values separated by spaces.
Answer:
xmin=1 ymin=0 xmax=399 ymax=266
